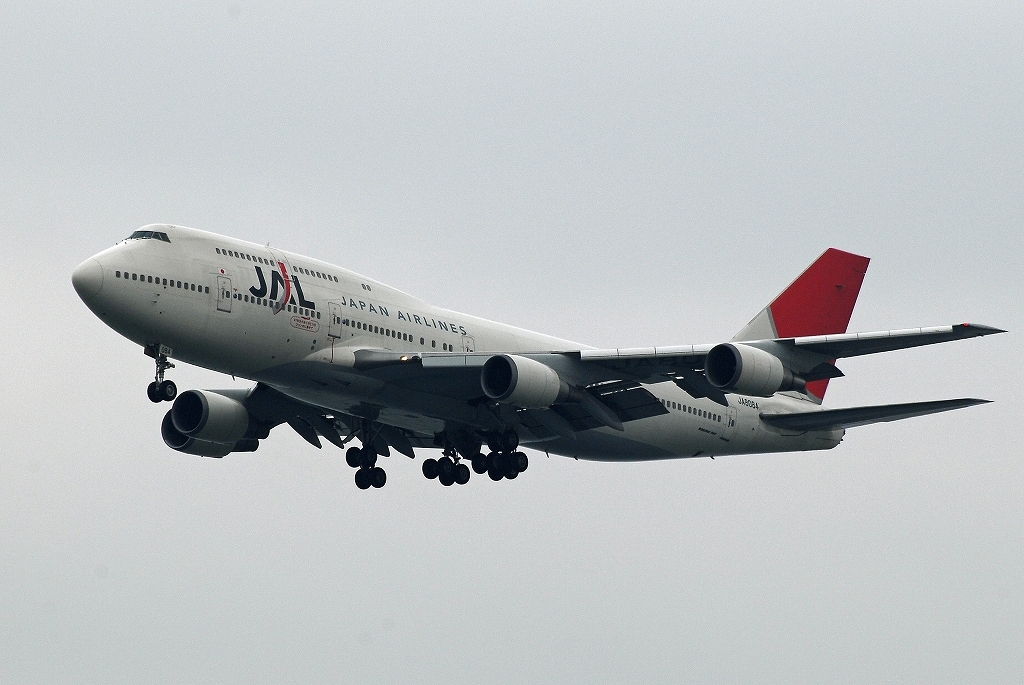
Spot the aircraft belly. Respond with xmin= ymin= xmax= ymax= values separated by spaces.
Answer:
xmin=541 ymin=432 xmax=677 ymax=462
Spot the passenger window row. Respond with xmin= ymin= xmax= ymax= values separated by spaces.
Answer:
xmin=216 ymin=247 xmax=275 ymax=267
xmin=294 ymin=265 xmax=339 ymax=283
xmin=115 ymin=270 xmax=208 ymax=294
xmin=215 ymin=247 xmax=341 ymax=284
xmin=340 ymin=317 xmax=453 ymax=350
xmin=661 ymin=398 xmax=722 ymax=423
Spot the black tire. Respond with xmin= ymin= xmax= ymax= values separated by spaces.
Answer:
xmin=422 ymin=458 xmax=439 ymax=479
xmin=454 ymin=463 xmax=471 ymax=485
xmin=486 ymin=434 xmax=501 ymax=453
xmin=439 ymin=471 xmax=455 ymax=486
xmin=499 ymin=430 xmax=519 ymax=452
xmin=370 ymin=467 xmax=387 ymax=488
xmin=147 ymin=382 xmax=161 ymax=403
xmin=354 ymin=468 xmax=371 ymax=490
xmin=437 ymin=456 xmax=455 ymax=477
xmin=359 ymin=447 xmax=377 ymax=469
xmin=504 ymin=465 xmax=519 ymax=479
xmin=513 ymin=451 xmax=528 ymax=472
xmin=346 ymin=447 xmax=362 ymax=469
xmin=491 ymin=452 xmax=506 ymax=472
xmin=158 ymin=380 xmax=177 ymax=401
xmin=488 ymin=466 xmax=503 ymax=481
xmin=471 ymin=454 xmax=487 ymax=474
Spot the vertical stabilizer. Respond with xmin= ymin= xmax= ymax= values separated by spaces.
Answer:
xmin=732 ymin=248 xmax=870 ymax=400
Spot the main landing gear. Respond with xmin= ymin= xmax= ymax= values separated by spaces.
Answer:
xmin=421 ymin=444 xmax=471 ymax=487
xmin=482 ymin=429 xmax=528 ymax=481
xmin=421 ymin=430 xmax=527 ymax=486
xmin=146 ymin=346 xmax=177 ymax=403
xmin=346 ymin=445 xmax=387 ymax=490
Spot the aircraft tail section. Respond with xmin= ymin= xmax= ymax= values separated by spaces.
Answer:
xmin=732 ymin=248 xmax=871 ymax=400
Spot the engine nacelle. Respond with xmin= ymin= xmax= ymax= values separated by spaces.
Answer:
xmin=162 ymin=410 xmax=259 ymax=457
xmin=481 ymin=354 xmax=567 ymax=408
xmin=161 ymin=410 xmax=232 ymax=457
xmin=704 ymin=343 xmax=800 ymax=397
xmin=170 ymin=389 xmax=252 ymax=444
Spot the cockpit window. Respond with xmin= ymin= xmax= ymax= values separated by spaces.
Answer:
xmin=127 ymin=230 xmax=171 ymax=242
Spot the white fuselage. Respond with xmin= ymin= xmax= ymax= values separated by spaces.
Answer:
xmin=76 ymin=225 xmax=843 ymax=461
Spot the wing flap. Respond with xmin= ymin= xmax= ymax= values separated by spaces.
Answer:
xmin=760 ymin=398 xmax=990 ymax=431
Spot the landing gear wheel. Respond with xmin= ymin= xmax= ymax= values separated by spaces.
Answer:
xmin=370 ymin=467 xmax=387 ymax=488
xmin=491 ymin=452 xmax=506 ymax=472
xmin=454 ymin=463 xmax=471 ymax=485
xmin=513 ymin=451 xmax=528 ymax=472
xmin=346 ymin=447 xmax=362 ymax=469
xmin=439 ymin=471 xmax=455 ymax=486
xmin=147 ymin=382 xmax=161 ymax=403
xmin=486 ymin=434 xmax=501 ymax=454
xmin=471 ymin=454 xmax=487 ymax=474
xmin=354 ymin=468 xmax=371 ymax=490
xmin=498 ymin=430 xmax=519 ymax=452
xmin=422 ymin=458 xmax=439 ymax=479
xmin=437 ymin=456 xmax=455 ymax=478
xmin=158 ymin=380 xmax=177 ymax=402
xmin=359 ymin=447 xmax=378 ymax=469
xmin=488 ymin=466 xmax=503 ymax=481
xmin=504 ymin=464 xmax=520 ymax=479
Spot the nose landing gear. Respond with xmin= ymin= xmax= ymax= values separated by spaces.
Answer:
xmin=145 ymin=344 xmax=177 ymax=403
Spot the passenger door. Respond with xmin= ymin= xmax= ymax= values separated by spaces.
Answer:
xmin=720 ymin=407 xmax=737 ymax=442
xmin=217 ymin=276 xmax=232 ymax=312
xmin=328 ymin=302 xmax=344 ymax=338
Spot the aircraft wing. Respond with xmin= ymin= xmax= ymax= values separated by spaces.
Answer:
xmin=266 ymin=322 xmax=1001 ymax=443
xmin=573 ymin=323 xmax=1002 ymax=376
xmin=759 ymin=398 xmax=990 ymax=431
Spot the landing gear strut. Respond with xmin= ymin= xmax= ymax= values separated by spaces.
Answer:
xmin=145 ymin=344 xmax=177 ymax=403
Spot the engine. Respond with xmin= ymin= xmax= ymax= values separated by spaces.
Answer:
xmin=481 ymin=355 xmax=568 ymax=408
xmin=704 ymin=343 xmax=802 ymax=397
xmin=161 ymin=389 xmax=260 ymax=457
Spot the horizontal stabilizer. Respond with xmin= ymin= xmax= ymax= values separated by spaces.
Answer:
xmin=760 ymin=398 xmax=990 ymax=431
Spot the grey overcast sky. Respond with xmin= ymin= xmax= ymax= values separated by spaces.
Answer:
xmin=1 ymin=2 xmax=1021 ymax=683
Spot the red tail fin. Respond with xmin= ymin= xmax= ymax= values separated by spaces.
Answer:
xmin=732 ymin=248 xmax=870 ymax=400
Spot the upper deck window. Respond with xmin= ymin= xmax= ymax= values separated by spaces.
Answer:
xmin=127 ymin=230 xmax=171 ymax=242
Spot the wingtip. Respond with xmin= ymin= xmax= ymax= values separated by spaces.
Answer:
xmin=956 ymin=323 xmax=1007 ymax=335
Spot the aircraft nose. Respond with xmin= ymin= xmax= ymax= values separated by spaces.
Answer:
xmin=72 ymin=258 xmax=104 ymax=300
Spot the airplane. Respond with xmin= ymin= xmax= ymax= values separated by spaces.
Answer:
xmin=72 ymin=225 xmax=1003 ymax=490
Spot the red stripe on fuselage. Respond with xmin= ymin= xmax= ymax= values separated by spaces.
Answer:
xmin=276 ymin=261 xmax=292 ymax=314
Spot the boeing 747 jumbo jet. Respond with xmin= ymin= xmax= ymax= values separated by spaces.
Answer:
xmin=73 ymin=225 xmax=1003 ymax=489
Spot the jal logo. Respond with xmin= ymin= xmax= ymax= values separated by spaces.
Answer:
xmin=249 ymin=264 xmax=315 ymax=311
